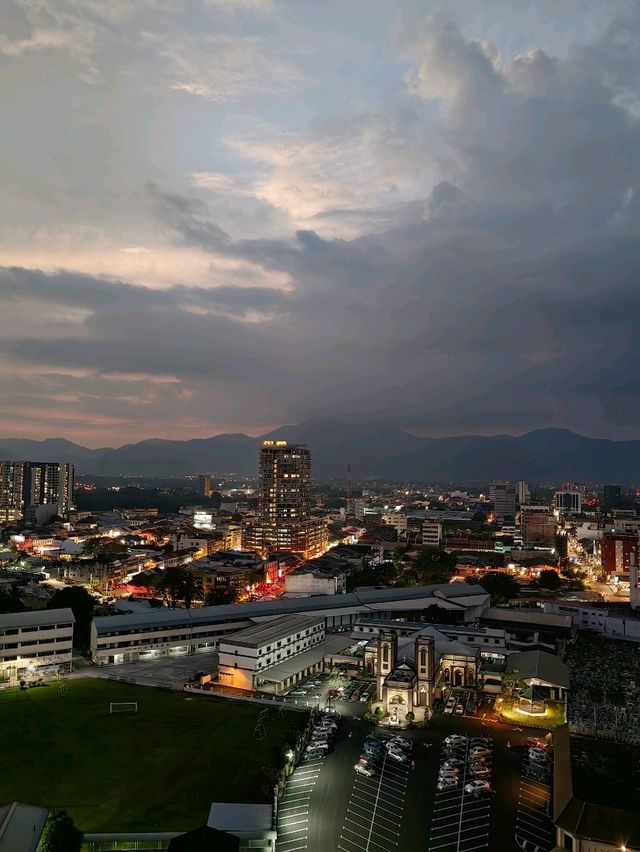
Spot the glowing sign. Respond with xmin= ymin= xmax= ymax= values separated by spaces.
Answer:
xmin=262 ymin=440 xmax=288 ymax=446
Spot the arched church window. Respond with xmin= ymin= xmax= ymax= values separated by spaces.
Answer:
xmin=420 ymin=648 xmax=427 ymax=669
xmin=383 ymin=645 xmax=389 ymax=664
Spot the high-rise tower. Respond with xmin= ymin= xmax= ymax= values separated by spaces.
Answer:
xmin=243 ymin=441 xmax=326 ymax=559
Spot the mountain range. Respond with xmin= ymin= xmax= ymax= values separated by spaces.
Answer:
xmin=1 ymin=420 xmax=640 ymax=482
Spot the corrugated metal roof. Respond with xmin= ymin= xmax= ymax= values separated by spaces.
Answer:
xmin=0 ymin=608 xmax=75 ymax=629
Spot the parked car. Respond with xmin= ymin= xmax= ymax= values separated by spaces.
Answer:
xmin=354 ymin=762 xmax=376 ymax=777
xmin=387 ymin=748 xmax=409 ymax=764
xmin=528 ymin=749 xmax=548 ymax=764
xmin=443 ymin=704 xmax=454 ymax=715
xmin=470 ymin=737 xmax=491 ymax=745
xmin=306 ymin=742 xmax=329 ymax=753
xmin=444 ymin=735 xmax=467 ymax=745
xmin=464 ymin=780 xmax=494 ymax=796
xmin=525 ymin=738 xmax=546 ymax=750
xmin=437 ymin=777 xmax=460 ymax=791
xmin=442 ymin=759 xmax=464 ymax=769
xmin=467 ymin=702 xmax=478 ymax=714
xmin=389 ymin=737 xmax=411 ymax=750
xmin=454 ymin=704 xmax=465 ymax=715
xmin=469 ymin=767 xmax=491 ymax=778
xmin=469 ymin=747 xmax=491 ymax=758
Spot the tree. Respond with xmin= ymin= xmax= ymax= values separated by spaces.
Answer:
xmin=155 ymin=566 xmax=188 ymax=609
xmin=0 ymin=585 xmax=25 ymax=614
xmin=47 ymin=586 xmax=95 ymax=651
xmin=410 ymin=548 xmax=457 ymax=585
xmin=83 ymin=537 xmax=128 ymax=560
xmin=502 ymin=669 xmax=526 ymax=697
xmin=473 ymin=572 xmax=520 ymax=605
xmin=183 ymin=571 xmax=204 ymax=609
xmin=539 ymin=569 xmax=561 ymax=590
xmin=205 ymin=587 xmax=238 ymax=606
xmin=40 ymin=810 xmax=83 ymax=852
xmin=375 ymin=706 xmax=385 ymax=719
xmin=405 ymin=711 xmax=414 ymax=723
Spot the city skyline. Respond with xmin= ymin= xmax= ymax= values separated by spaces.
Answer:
xmin=2 ymin=2 xmax=640 ymax=445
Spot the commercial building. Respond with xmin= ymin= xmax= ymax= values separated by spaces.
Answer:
xmin=0 ymin=608 xmax=75 ymax=684
xmin=554 ymin=490 xmax=582 ymax=514
xmin=243 ymin=441 xmax=327 ymax=559
xmin=544 ymin=601 xmax=640 ymax=640
xmin=600 ymin=532 xmax=638 ymax=575
xmin=422 ymin=521 xmax=442 ymax=547
xmin=381 ymin=511 xmax=407 ymax=534
xmin=0 ymin=460 xmax=73 ymax=523
xmin=218 ymin=614 xmax=325 ymax=691
xmin=90 ymin=583 xmax=491 ymax=665
xmin=284 ymin=562 xmax=346 ymax=596
xmin=602 ymin=484 xmax=622 ymax=510
xmin=490 ymin=481 xmax=516 ymax=520
xmin=520 ymin=505 xmax=557 ymax=548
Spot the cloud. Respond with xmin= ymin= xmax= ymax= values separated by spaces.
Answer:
xmin=2 ymin=4 xmax=640 ymax=444
xmin=141 ymin=30 xmax=300 ymax=102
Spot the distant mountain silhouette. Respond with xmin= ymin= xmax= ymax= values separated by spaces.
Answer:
xmin=1 ymin=423 xmax=639 ymax=482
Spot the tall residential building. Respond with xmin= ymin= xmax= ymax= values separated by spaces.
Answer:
xmin=199 ymin=474 xmax=213 ymax=498
xmin=0 ymin=461 xmax=73 ymax=523
xmin=243 ymin=441 xmax=327 ymax=559
xmin=0 ymin=461 xmax=25 ymax=523
xmin=554 ymin=490 xmax=582 ymax=514
xmin=490 ymin=481 xmax=516 ymax=520
xmin=516 ymin=480 xmax=531 ymax=506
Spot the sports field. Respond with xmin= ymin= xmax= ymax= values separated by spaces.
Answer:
xmin=0 ymin=678 xmax=306 ymax=832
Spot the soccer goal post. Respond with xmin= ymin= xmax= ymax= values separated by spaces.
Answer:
xmin=109 ymin=702 xmax=138 ymax=715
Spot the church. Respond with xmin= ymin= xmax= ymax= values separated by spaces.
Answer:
xmin=363 ymin=625 xmax=481 ymax=724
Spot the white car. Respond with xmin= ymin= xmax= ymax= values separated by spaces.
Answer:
xmin=387 ymin=748 xmax=408 ymax=763
xmin=443 ymin=704 xmax=454 ymax=714
xmin=465 ymin=780 xmax=492 ymax=796
xmin=354 ymin=762 xmax=375 ymax=777
xmin=306 ymin=742 xmax=329 ymax=753
xmin=444 ymin=735 xmax=467 ymax=745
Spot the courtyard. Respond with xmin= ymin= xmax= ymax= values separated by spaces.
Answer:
xmin=0 ymin=678 xmax=306 ymax=833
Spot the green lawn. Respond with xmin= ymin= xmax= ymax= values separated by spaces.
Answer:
xmin=499 ymin=697 xmax=566 ymax=729
xmin=0 ymin=678 xmax=306 ymax=833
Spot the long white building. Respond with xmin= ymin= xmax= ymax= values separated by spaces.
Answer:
xmin=90 ymin=583 xmax=490 ymax=666
xmin=218 ymin=614 xmax=325 ymax=691
xmin=0 ymin=608 xmax=75 ymax=684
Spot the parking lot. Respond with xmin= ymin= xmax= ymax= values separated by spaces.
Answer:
xmin=515 ymin=745 xmax=555 ymax=851
xmin=284 ymin=701 xmax=557 ymax=852
xmin=339 ymin=748 xmax=410 ymax=852
xmin=277 ymin=750 xmax=327 ymax=851
xmin=427 ymin=736 xmax=494 ymax=852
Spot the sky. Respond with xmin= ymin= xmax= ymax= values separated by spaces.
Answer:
xmin=1 ymin=0 xmax=640 ymax=447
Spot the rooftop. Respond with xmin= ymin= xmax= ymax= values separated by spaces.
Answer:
xmin=506 ymin=649 xmax=570 ymax=689
xmin=219 ymin=614 xmax=323 ymax=648
xmin=93 ymin=583 xmax=490 ymax=635
xmin=0 ymin=608 xmax=75 ymax=630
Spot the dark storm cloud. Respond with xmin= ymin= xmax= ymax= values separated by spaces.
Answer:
xmin=3 ymin=7 xmax=640 ymax=441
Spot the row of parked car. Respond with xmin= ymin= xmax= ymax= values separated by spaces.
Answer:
xmin=354 ymin=734 xmax=412 ymax=777
xmin=305 ymin=712 xmax=339 ymax=754
xmin=443 ymin=691 xmax=479 ymax=716
xmin=522 ymin=737 xmax=552 ymax=783
xmin=438 ymin=733 xmax=495 ymax=797
xmin=285 ymin=675 xmax=326 ymax=699
xmin=337 ymin=681 xmax=372 ymax=703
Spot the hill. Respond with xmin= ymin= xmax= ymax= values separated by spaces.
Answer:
xmin=1 ymin=423 xmax=640 ymax=481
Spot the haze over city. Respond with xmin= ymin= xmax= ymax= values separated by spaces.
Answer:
xmin=2 ymin=1 xmax=640 ymax=445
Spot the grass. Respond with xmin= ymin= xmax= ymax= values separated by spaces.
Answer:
xmin=0 ymin=678 xmax=307 ymax=833
xmin=498 ymin=698 xmax=566 ymax=729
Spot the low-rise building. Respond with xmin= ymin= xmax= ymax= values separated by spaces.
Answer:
xmin=218 ymin=614 xmax=325 ymax=691
xmin=0 ymin=608 xmax=74 ymax=684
